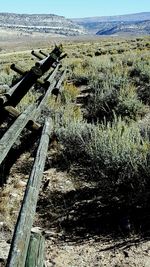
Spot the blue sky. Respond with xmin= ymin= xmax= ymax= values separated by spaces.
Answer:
xmin=0 ymin=0 xmax=150 ymax=18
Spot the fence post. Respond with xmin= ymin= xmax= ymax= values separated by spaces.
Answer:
xmin=25 ymin=232 xmax=45 ymax=267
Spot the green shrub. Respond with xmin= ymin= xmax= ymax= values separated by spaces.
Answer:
xmin=129 ymin=60 xmax=150 ymax=84
xmin=87 ymin=69 xmax=146 ymax=121
xmin=116 ymin=86 xmax=148 ymax=119
xmin=86 ymin=118 xmax=149 ymax=179
xmin=55 ymin=117 xmax=150 ymax=195
xmin=0 ymin=70 xmax=14 ymax=85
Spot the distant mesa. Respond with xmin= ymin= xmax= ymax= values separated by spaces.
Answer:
xmin=96 ymin=20 xmax=150 ymax=36
xmin=0 ymin=12 xmax=149 ymax=36
xmin=72 ymin=12 xmax=150 ymax=36
xmin=0 ymin=13 xmax=86 ymax=36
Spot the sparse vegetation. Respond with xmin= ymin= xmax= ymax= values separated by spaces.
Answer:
xmin=0 ymin=35 xmax=150 ymax=267
xmin=52 ymin=36 xmax=150 ymax=236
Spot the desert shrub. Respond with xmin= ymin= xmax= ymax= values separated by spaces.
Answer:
xmin=87 ymin=67 xmax=146 ymax=121
xmin=117 ymin=48 xmax=125 ymax=54
xmin=66 ymin=59 xmax=90 ymax=86
xmin=54 ymin=116 xmax=150 ymax=230
xmin=65 ymin=53 xmax=148 ymax=121
xmin=55 ymin=117 xmax=150 ymax=197
xmin=86 ymin=119 xmax=149 ymax=179
xmin=0 ymin=70 xmax=14 ymax=85
xmin=130 ymin=64 xmax=150 ymax=84
xmin=145 ymin=42 xmax=150 ymax=49
xmin=128 ymin=59 xmax=150 ymax=104
xmin=53 ymin=103 xmax=83 ymax=127
xmin=137 ymin=84 xmax=150 ymax=105
xmin=55 ymin=120 xmax=92 ymax=161
xmin=88 ymin=56 xmax=115 ymax=74
xmin=95 ymin=50 xmax=101 ymax=56
xmin=87 ymin=82 xmax=119 ymax=121
xmin=63 ymin=82 xmax=80 ymax=103
xmin=115 ymin=85 xmax=148 ymax=119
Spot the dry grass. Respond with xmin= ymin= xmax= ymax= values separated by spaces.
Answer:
xmin=0 ymin=35 xmax=150 ymax=236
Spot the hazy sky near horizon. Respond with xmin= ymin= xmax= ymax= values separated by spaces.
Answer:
xmin=0 ymin=0 xmax=150 ymax=18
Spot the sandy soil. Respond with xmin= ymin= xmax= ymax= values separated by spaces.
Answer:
xmin=0 ymin=151 xmax=150 ymax=267
xmin=35 ymin=168 xmax=150 ymax=267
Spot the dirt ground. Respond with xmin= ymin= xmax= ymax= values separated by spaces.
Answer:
xmin=35 ymin=168 xmax=150 ymax=267
xmin=44 ymin=237 xmax=150 ymax=267
xmin=0 ymin=152 xmax=150 ymax=267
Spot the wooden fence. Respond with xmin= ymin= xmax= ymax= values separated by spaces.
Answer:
xmin=0 ymin=45 xmax=66 ymax=267
xmin=0 ymin=44 xmax=91 ymax=266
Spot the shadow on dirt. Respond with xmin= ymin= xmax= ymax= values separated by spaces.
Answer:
xmin=37 ymin=181 xmax=150 ymax=245
xmin=0 ymin=129 xmax=41 ymax=186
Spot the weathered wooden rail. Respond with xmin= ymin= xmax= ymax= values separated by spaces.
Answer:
xmin=0 ymin=69 xmax=66 ymax=166
xmin=0 ymin=45 xmax=67 ymax=266
xmin=0 ymin=104 xmax=37 ymax=165
xmin=39 ymin=50 xmax=48 ymax=57
xmin=6 ymin=118 xmax=52 ymax=267
xmin=31 ymin=50 xmax=45 ymax=60
xmin=0 ymin=45 xmax=63 ymax=109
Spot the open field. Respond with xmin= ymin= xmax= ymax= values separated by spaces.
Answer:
xmin=0 ymin=35 xmax=150 ymax=266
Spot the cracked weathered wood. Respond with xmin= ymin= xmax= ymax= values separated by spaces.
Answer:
xmin=44 ymin=63 xmax=61 ymax=83
xmin=0 ymin=104 xmax=36 ymax=165
xmin=4 ymin=106 xmax=41 ymax=131
xmin=34 ymin=69 xmax=66 ymax=120
xmin=34 ymin=79 xmax=57 ymax=120
xmin=40 ymin=45 xmax=62 ymax=74
xmin=55 ymin=69 xmax=67 ymax=89
xmin=10 ymin=63 xmax=49 ymax=89
xmin=6 ymin=118 xmax=52 ymax=267
xmin=25 ymin=232 xmax=45 ymax=267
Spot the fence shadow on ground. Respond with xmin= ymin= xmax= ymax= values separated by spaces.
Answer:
xmin=37 ymin=182 xmax=150 ymax=245
xmin=0 ymin=130 xmax=40 ymax=185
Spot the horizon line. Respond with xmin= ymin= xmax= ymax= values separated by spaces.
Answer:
xmin=0 ymin=11 xmax=149 ymax=19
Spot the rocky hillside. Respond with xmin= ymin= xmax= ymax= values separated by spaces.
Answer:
xmin=0 ymin=12 xmax=149 ymax=37
xmin=0 ymin=13 xmax=86 ymax=36
xmin=96 ymin=20 xmax=150 ymax=36
xmin=72 ymin=12 xmax=150 ymax=35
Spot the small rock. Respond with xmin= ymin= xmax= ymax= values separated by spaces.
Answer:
xmin=123 ymin=250 xmax=129 ymax=258
xmin=14 ymin=180 xmax=26 ymax=188
xmin=31 ymin=227 xmax=43 ymax=234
